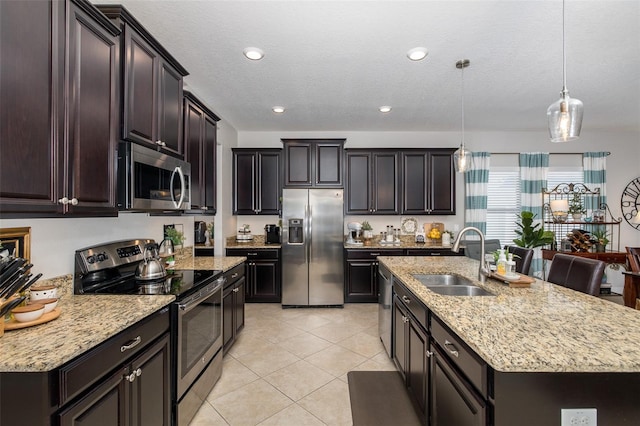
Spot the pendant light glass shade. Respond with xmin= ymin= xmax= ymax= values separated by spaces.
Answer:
xmin=547 ymin=0 xmax=583 ymax=142
xmin=454 ymin=59 xmax=472 ymax=173
xmin=547 ymin=90 xmax=583 ymax=142
xmin=454 ymin=143 xmax=472 ymax=173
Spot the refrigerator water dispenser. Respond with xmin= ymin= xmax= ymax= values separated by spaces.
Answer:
xmin=288 ymin=219 xmax=304 ymax=243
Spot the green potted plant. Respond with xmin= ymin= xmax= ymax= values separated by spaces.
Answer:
xmin=568 ymin=193 xmax=585 ymax=221
xmin=361 ymin=221 xmax=373 ymax=239
xmin=513 ymin=211 xmax=555 ymax=248
xmin=591 ymin=228 xmax=609 ymax=253
xmin=165 ymin=226 xmax=185 ymax=248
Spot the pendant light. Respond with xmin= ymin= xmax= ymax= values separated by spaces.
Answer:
xmin=454 ymin=59 xmax=472 ymax=173
xmin=547 ymin=0 xmax=583 ymax=142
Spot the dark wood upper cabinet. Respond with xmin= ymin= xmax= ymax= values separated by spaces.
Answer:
xmin=232 ymin=149 xmax=282 ymax=215
xmin=282 ymin=139 xmax=344 ymax=187
xmin=402 ymin=149 xmax=455 ymax=215
xmin=345 ymin=150 xmax=400 ymax=215
xmin=0 ymin=0 xmax=119 ymax=217
xmin=98 ymin=5 xmax=188 ymax=158
xmin=183 ymin=91 xmax=220 ymax=214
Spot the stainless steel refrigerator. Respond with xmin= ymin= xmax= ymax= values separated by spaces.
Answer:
xmin=282 ymin=189 xmax=344 ymax=306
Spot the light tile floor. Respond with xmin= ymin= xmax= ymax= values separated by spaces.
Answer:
xmin=190 ymin=303 xmax=396 ymax=425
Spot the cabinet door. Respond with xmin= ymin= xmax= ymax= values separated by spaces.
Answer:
xmin=123 ymin=27 xmax=158 ymax=147
xmin=158 ymin=60 xmax=183 ymax=156
xmin=345 ymin=260 xmax=377 ymax=302
xmin=428 ymin=150 xmax=455 ymax=215
xmin=402 ymin=152 xmax=428 ymax=215
xmin=130 ymin=335 xmax=171 ymax=426
xmin=0 ymin=0 xmax=63 ymax=215
xmin=408 ymin=319 xmax=429 ymax=418
xmin=284 ymin=141 xmax=312 ymax=187
xmin=233 ymin=151 xmax=257 ymax=214
xmin=345 ymin=152 xmax=372 ymax=214
xmin=185 ymin=101 xmax=204 ymax=208
xmin=372 ymin=152 xmax=400 ymax=214
xmin=250 ymin=260 xmax=280 ymax=302
xmin=58 ymin=366 xmax=127 ymax=426
xmin=257 ymin=151 xmax=281 ymax=214
xmin=223 ymin=285 xmax=235 ymax=353
xmin=315 ymin=142 xmax=343 ymax=187
xmin=202 ymin=115 xmax=217 ymax=212
xmin=392 ymin=295 xmax=408 ymax=380
xmin=66 ymin=2 xmax=119 ymax=215
xmin=234 ymin=276 xmax=246 ymax=335
xmin=431 ymin=344 xmax=486 ymax=426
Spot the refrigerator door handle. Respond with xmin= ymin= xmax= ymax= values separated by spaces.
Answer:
xmin=304 ymin=204 xmax=313 ymax=263
xmin=307 ymin=204 xmax=313 ymax=262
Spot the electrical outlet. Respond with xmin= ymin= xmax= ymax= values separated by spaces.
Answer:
xmin=561 ymin=408 xmax=597 ymax=426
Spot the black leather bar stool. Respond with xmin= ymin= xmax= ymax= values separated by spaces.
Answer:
xmin=547 ymin=253 xmax=605 ymax=296
xmin=504 ymin=245 xmax=534 ymax=276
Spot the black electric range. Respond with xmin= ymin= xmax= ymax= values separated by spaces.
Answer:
xmin=73 ymin=239 xmax=221 ymax=298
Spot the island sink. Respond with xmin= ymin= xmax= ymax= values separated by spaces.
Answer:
xmin=411 ymin=273 xmax=494 ymax=296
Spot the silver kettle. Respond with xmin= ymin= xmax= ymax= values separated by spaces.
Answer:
xmin=135 ymin=243 xmax=167 ymax=280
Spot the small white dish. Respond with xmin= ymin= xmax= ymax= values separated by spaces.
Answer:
xmin=30 ymin=285 xmax=57 ymax=301
xmin=12 ymin=304 xmax=45 ymax=322
xmin=29 ymin=298 xmax=58 ymax=313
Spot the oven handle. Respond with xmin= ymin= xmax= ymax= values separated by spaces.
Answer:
xmin=178 ymin=276 xmax=225 ymax=312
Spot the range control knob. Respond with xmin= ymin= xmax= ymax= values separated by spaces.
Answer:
xmin=96 ymin=252 xmax=108 ymax=262
xmin=86 ymin=255 xmax=96 ymax=264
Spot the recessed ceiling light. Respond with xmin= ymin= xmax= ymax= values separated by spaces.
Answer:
xmin=272 ymin=106 xmax=285 ymax=114
xmin=407 ymin=47 xmax=428 ymax=61
xmin=379 ymin=106 xmax=392 ymax=113
xmin=243 ymin=47 xmax=264 ymax=60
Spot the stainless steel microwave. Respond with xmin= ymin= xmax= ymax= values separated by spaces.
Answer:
xmin=118 ymin=143 xmax=191 ymax=211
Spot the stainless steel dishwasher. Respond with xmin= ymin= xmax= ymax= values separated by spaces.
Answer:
xmin=378 ymin=263 xmax=393 ymax=357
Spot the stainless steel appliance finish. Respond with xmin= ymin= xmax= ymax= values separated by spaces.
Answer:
xmin=378 ymin=263 xmax=393 ymax=357
xmin=194 ymin=221 xmax=207 ymax=244
xmin=282 ymin=189 xmax=344 ymax=306
xmin=118 ymin=142 xmax=191 ymax=211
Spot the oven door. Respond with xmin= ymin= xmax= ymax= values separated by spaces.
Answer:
xmin=174 ymin=276 xmax=224 ymax=399
xmin=119 ymin=142 xmax=191 ymax=211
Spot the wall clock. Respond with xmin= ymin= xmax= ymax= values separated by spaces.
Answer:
xmin=621 ymin=177 xmax=640 ymax=230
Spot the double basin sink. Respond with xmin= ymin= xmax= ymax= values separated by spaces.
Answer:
xmin=412 ymin=274 xmax=494 ymax=296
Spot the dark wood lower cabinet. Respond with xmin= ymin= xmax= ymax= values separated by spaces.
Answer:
xmin=430 ymin=343 xmax=486 ymax=426
xmin=345 ymin=249 xmax=403 ymax=302
xmin=223 ymin=264 xmax=246 ymax=353
xmin=226 ymin=249 xmax=281 ymax=303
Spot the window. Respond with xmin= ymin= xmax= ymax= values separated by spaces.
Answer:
xmin=485 ymin=166 xmax=584 ymax=245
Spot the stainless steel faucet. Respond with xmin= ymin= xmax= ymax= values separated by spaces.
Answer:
xmin=451 ymin=226 xmax=490 ymax=283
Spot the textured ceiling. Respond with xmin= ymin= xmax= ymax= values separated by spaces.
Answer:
xmin=95 ymin=0 xmax=640 ymax=133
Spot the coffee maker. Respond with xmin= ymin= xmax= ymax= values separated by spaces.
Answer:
xmin=265 ymin=224 xmax=280 ymax=244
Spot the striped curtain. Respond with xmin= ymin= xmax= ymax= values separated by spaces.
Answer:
xmin=464 ymin=152 xmax=491 ymax=237
xmin=519 ymin=153 xmax=549 ymax=278
xmin=583 ymin=152 xmax=607 ymax=210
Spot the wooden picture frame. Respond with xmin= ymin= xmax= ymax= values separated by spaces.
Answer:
xmin=0 ymin=227 xmax=31 ymax=261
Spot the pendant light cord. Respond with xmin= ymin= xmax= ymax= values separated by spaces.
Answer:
xmin=562 ymin=0 xmax=567 ymax=91
xmin=461 ymin=62 xmax=465 ymax=146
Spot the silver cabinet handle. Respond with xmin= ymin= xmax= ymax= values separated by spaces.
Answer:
xmin=402 ymin=295 xmax=411 ymax=304
xmin=247 ymin=252 xmax=258 ymax=256
xmin=426 ymin=350 xmax=433 ymax=358
xmin=120 ymin=336 xmax=142 ymax=352
xmin=135 ymin=368 xmax=142 ymax=377
xmin=58 ymin=197 xmax=69 ymax=205
xmin=231 ymin=273 xmax=239 ymax=279
xmin=126 ymin=372 xmax=136 ymax=382
xmin=444 ymin=339 xmax=459 ymax=358
xmin=70 ymin=197 xmax=78 ymax=205
xmin=370 ymin=253 xmax=381 ymax=256
xmin=233 ymin=287 xmax=239 ymax=293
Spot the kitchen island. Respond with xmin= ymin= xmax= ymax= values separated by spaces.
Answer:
xmin=379 ymin=255 xmax=640 ymax=425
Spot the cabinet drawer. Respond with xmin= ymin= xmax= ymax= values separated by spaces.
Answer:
xmin=346 ymin=249 xmax=404 ymax=260
xmin=226 ymin=248 xmax=279 ymax=260
xmin=223 ymin=263 xmax=245 ymax=288
xmin=405 ymin=249 xmax=463 ymax=256
xmin=59 ymin=307 xmax=170 ymax=405
xmin=393 ymin=282 xmax=428 ymax=330
xmin=431 ymin=316 xmax=488 ymax=397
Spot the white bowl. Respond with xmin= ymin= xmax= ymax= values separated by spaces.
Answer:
xmin=29 ymin=298 xmax=58 ymax=313
xmin=29 ymin=286 xmax=57 ymax=301
xmin=12 ymin=304 xmax=45 ymax=322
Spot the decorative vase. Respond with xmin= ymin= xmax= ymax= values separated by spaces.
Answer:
xmin=442 ymin=233 xmax=451 ymax=246
xmin=572 ymin=213 xmax=582 ymax=221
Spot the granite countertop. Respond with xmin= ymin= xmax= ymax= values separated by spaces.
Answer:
xmin=345 ymin=235 xmax=453 ymax=250
xmin=378 ymin=256 xmax=640 ymax=373
xmin=173 ymin=255 xmax=246 ymax=271
xmin=0 ymin=275 xmax=174 ymax=373
xmin=226 ymin=235 xmax=281 ymax=249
